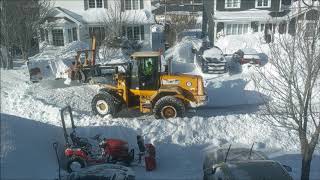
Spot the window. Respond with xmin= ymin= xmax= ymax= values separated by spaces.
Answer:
xmin=89 ymin=27 xmax=105 ymax=46
xmin=127 ymin=27 xmax=133 ymax=39
xmin=45 ymin=30 xmax=49 ymax=42
xmin=238 ymin=24 xmax=243 ymax=34
xmin=89 ymin=0 xmax=95 ymax=8
xmin=256 ymin=0 xmax=271 ymax=8
xmin=72 ymin=27 xmax=78 ymax=41
xmin=260 ymin=23 xmax=265 ymax=32
xmin=68 ymin=29 xmax=72 ymax=43
xmin=96 ymin=0 xmax=102 ymax=8
xmin=305 ymin=22 xmax=316 ymax=37
xmin=125 ymin=0 xmax=141 ymax=10
xmin=52 ymin=29 xmax=64 ymax=46
xmin=40 ymin=28 xmax=45 ymax=41
xmin=133 ymin=26 xmax=140 ymax=40
xmin=225 ymin=23 xmax=249 ymax=35
xmin=88 ymin=0 xmax=104 ymax=8
xmin=225 ymin=0 xmax=240 ymax=8
xmin=123 ymin=26 xmax=144 ymax=41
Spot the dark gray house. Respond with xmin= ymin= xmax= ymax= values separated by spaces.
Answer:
xmin=203 ymin=0 xmax=293 ymax=42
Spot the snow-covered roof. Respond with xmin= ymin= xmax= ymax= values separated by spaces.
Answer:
xmin=214 ymin=9 xmax=285 ymax=22
xmin=56 ymin=7 xmax=85 ymax=24
xmin=71 ymin=9 xmax=155 ymax=25
xmin=48 ymin=7 xmax=83 ymax=25
xmin=47 ymin=7 xmax=155 ymax=25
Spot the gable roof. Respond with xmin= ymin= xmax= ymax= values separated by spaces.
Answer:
xmin=48 ymin=7 xmax=83 ymax=25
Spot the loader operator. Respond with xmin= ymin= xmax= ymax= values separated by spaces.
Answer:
xmin=144 ymin=60 xmax=153 ymax=76
xmin=141 ymin=59 xmax=154 ymax=88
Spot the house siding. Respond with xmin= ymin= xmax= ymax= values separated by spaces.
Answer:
xmin=216 ymin=0 xmax=280 ymax=12
xmin=47 ymin=0 xmax=153 ymax=49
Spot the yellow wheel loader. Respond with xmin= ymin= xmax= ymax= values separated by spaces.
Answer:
xmin=91 ymin=51 xmax=207 ymax=119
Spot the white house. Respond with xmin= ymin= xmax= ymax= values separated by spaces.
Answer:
xmin=41 ymin=0 xmax=154 ymax=50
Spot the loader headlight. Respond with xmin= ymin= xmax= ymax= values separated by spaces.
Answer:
xmin=186 ymin=81 xmax=192 ymax=87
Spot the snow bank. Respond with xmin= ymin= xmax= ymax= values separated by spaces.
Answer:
xmin=1 ymin=65 xmax=320 ymax=179
xmin=216 ymin=33 xmax=269 ymax=54
xmin=165 ymin=37 xmax=202 ymax=64
xmin=28 ymin=41 xmax=89 ymax=80
xmin=164 ymin=37 xmax=203 ymax=75
xmin=203 ymin=47 xmax=223 ymax=59
xmin=98 ymin=47 xmax=131 ymax=65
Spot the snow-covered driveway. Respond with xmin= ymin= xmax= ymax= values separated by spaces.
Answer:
xmin=1 ymin=65 xmax=320 ymax=180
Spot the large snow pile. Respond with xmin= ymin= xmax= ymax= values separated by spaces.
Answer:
xmin=216 ymin=33 xmax=269 ymax=54
xmin=165 ymin=37 xmax=202 ymax=63
xmin=164 ymin=37 xmax=202 ymax=75
xmin=98 ymin=47 xmax=130 ymax=65
xmin=28 ymin=41 xmax=89 ymax=80
xmin=203 ymin=47 xmax=224 ymax=59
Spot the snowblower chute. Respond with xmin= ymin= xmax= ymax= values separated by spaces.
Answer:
xmin=60 ymin=106 xmax=156 ymax=172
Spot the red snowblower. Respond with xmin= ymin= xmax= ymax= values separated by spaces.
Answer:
xmin=60 ymin=106 xmax=156 ymax=172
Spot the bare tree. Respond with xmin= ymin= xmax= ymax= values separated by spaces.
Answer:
xmin=99 ymin=1 xmax=142 ymax=60
xmin=0 ymin=0 xmax=52 ymax=69
xmin=253 ymin=2 xmax=320 ymax=180
xmin=166 ymin=14 xmax=197 ymax=45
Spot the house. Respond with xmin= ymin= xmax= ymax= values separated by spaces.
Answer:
xmin=203 ymin=0 xmax=293 ymax=42
xmin=152 ymin=0 xmax=203 ymax=25
xmin=41 ymin=0 xmax=154 ymax=50
xmin=152 ymin=0 xmax=203 ymax=46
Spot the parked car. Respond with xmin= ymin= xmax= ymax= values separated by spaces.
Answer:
xmin=67 ymin=163 xmax=135 ymax=180
xmin=199 ymin=46 xmax=227 ymax=74
xmin=233 ymin=48 xmax=261 ymax=66
xmin=203 ymin=147 xmax=293 ymax=180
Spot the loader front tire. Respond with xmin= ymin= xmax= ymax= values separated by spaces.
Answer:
xmin=154 ymin=96 xmax=185 ymax=119
xmin=92 ymin=93 xmax=118 ymax=117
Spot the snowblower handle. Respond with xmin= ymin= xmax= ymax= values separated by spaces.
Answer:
xmin=60 ymin=106 xmax=76 ymax=145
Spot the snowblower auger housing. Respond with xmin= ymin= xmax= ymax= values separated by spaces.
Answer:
xmin=91 ymin=51 xmax=207 ymax=119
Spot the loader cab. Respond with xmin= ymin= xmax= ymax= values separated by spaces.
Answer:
xmin=130 ymin=52 xmax=161 ymax=90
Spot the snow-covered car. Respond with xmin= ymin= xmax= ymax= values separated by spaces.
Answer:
xmin=204 ymin=160 xmax=293 ymax=180
xmin=200 ymin=46 xmax=227 ymax=74
xmin=233 ymin=48 xmax=261 ymax=66
xmin=66 ymin=163 xmax=135 ymax=180
xmin=203 ymin=147 xmax=293 ymax=180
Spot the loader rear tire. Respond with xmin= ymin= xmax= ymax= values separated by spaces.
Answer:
xmin=92 ymin=93 xmax=118 ymax=117
xmin=153 ymin=96 xmax=185 ymax=119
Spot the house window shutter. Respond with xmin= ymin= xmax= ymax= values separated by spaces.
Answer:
xmin=140 ymin=25 xmax=144 ymax=40
xmin=104 ymin=0 xmax=108 ymax=8
xmin=84 ymin=0 xmax=88 ymax=10
xmin=140 ymin=0 xmax=144 ymax=9
xmin=121 ymin=0 xmax=125 ymax=11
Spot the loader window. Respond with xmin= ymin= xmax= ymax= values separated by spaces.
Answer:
xmin=138 ymin=57 xmax=159 ymax=90
xmin=130 ymin=61 xmax=139 ymax=90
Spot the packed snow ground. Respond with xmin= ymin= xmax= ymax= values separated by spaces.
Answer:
xmin=1 ymin=34 xmax=320 ymax=180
